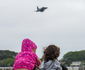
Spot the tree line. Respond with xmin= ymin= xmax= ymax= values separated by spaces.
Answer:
xmin=0 ymin=50 xmax=18 ymax=67
xmin=0 ymin=50 xmax=85 ymax=67
xmin=62 ymin=50 xmax=85 ymax=66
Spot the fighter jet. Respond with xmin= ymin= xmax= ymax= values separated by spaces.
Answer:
xmin=36 ymin=6 xmax=48 ymax=12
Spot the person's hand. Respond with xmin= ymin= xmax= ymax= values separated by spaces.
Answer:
xmin=36 ymin=58 xmax=42 ymax=69
xmin=38 ymin=58 xmax=42 ymax=65
xmin=35 ymin=65 xmax=39 ymax=69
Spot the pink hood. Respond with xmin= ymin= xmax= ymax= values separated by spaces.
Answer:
xmin=21 ymin=38 xmax=37 ymax=52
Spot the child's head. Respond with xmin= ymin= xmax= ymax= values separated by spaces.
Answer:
xmin=21 ymin=38 xmax=37 ymax=52
xmin=42 ymin=45 xmax=60 ymax=62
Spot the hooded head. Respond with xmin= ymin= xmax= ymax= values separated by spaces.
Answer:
xmin=21 ymin=38 xmax=37 ymax=52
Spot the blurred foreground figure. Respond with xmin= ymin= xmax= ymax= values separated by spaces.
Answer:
xmin=39 ymin=45 xmax=62 ymax=70
xmin=13 ymin=38 xmax=41 ymax=70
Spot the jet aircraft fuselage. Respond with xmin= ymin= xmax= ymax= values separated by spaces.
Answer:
xmin=36 ymin=6 xmax=48 ymax=12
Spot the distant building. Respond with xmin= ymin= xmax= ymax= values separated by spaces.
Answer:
xmin=70 ymin=61 xmax=81 ymax=67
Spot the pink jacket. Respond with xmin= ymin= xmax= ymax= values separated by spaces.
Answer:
xmin=13 ymin=38 xmax=39 ymax=70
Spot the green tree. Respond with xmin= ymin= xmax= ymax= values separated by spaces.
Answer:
xmin=62 ymin=50 xmax=85 ymax=66
xmin=0 ymin=50 xmax=18 ymax=67
xmin=1 ymin=58 xmax=15 ymax=67
xmin=0 ymin=50 xmax=18 ymax=60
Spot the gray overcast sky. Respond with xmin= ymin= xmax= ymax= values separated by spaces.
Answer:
xmin=0 ymin=0 xmax=85 ymax=59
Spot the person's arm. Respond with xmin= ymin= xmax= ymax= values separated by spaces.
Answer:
xmin=36 ymin=58 xmax=42 ymax=68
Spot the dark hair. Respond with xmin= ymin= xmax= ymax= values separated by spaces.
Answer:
xmin=42 ymin=45 xmax=60 ymax=62
xmin=61 ymin=65 xmax=68 ymax=70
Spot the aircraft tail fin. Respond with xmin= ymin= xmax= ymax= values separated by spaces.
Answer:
xmin=37 ymin=6 xmax=39 ymax=10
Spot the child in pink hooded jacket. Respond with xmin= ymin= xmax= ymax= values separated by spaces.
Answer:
xmin=13 ymin=38 xmax=41 ymax=70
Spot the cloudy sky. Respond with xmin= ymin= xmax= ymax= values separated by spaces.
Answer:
xmin=0 ymin=0 xmax=85 ymax=59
